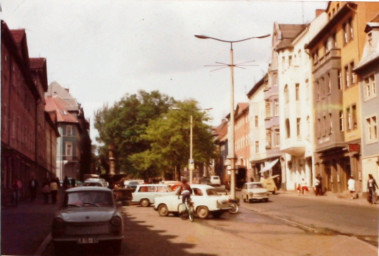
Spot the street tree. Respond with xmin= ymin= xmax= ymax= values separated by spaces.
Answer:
xmin=94 ymin=90 xmax=174 ymax=177
xmin=129 ymin=100 xmax=216 ymax=180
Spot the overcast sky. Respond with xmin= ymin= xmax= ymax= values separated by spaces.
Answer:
xmin=1 ymin=0 xmax=328 ymax=142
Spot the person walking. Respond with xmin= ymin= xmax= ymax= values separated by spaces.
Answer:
xmin=41 ymin=180 xmax=51 ymax=204
xmin=63 ymin=176 xmax=70 ymax=190
xmin=50 ymin=178 xmax=59 ymax=204
xmin=12 ymin=178 xmax=22 ymax=206
xmin=347 ymin=176 xmax=356 ymax=199
xmin=314 ymin=175 xmax=321 ymax=196
xmin=367 ymin=174 xmax=378 ymax=204
xmin=29 ymin=175 xmax=39 ymax=202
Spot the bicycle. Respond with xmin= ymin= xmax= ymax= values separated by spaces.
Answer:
xmin=179 ymin=197 xmax=195 ymax=222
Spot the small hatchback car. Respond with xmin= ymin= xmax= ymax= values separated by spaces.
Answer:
xmin=52 ymin=186 xmax=124 ymax=255
xmin=241 ymin=182 xmax=269 ymax=203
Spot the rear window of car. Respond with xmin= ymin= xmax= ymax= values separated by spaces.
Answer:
xmin=248 ymin=183 xmax=264 ymax=189
xmin=65 ymin=191 xmax=113 ymax=207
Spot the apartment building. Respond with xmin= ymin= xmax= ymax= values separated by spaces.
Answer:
xmin=1 ymin=21 xmax=59 ymax=201
xmin=276 ymin=12 xmax=328 ymax=190
xmin=247 ymin=74 xmax=269 ymax=182
xmin=354 ymin=17 xmax=379 ymax=194
xmin=305 ymin=2 xmax=379 ymax=194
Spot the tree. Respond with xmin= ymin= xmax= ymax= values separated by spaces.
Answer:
xmin=130 ymin=100 xmax=216 ymax=180
xmin=94 ymin=90 xmax=174 ymax=176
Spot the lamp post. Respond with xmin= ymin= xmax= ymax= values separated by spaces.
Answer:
xmin=195 ymin=33 xmax=270 ymax=199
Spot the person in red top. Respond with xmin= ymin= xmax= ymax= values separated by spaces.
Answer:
xmin=177 ymin=178 xmax=192 ymax=204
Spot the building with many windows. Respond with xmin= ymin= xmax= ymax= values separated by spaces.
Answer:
xmin=354 ymin=17 xmax=379 ymax=194
xmin=306 ymin=2 xmax=379 ymax=194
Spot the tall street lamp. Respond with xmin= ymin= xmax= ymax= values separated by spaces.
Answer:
xmin=195 ymin=33 xmax=270 ymax=199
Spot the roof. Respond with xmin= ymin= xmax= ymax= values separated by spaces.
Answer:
xmin=275 ymin=24 xmax=307 ymax=51
xmin=66 ymin=186 xmax=112 ymax=193
xmin=45 ymin=96 xmax=79 ymax=123
xmin=46 ymin=81 xmax=79 ymax=111
xmin=354 ymin=21 xmax=379 ymax=73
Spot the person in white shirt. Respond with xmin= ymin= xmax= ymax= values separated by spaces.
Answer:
xmin=347 ymin=176 xmax=356 ymax=199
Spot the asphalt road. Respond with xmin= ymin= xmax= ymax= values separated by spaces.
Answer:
xmin=243 ymin=193 xmax=379 ymax=246
xmin=43 ymin=198 xmax=378 ymax=256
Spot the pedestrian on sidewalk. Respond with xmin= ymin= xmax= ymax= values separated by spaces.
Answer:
xmin=42 ymin=180 xmax=51 ymax=204
xmin=314 ymin=174 xmax=322 ymax=196
xmin=367 ymin=174 xmax=378 ymax=204
xmin=12 ymin=178 xmax=21 ymax=206
xmin=301 ymin=178 xmax=308 ymax=195
xmin=63 ymin=176 xmax=70 ymax=190
xmin=29 ymin=175 xmax=39 ymax=202
xmin=348 ymin=176 xmax=356 ymax=199
xmin=50 ymin=177 xmax=59 ymax=204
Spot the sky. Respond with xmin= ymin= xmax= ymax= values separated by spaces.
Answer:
xmin=1 ymin=0 xmax=328 ymax=142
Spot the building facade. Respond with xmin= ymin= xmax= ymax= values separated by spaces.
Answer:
xmin=306 ymin=2 xmax=379 ymax=194
xmin=354 ymin=18 xmax=379 ymax=194
xmin=1 ymin=21 xmax=58 ymax=202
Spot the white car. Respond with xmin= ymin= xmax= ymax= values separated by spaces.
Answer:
xmin=131 ymin=184 xmax=175 ymax=207
xmin=241 ymin=182 xmax=269 ymax=203
xmin=52 ymin=187 xmax=124 ymax=255
xmin=210 ymin=175 xmax=221 ymax=186
xmin=154 ymin=184 xmax=231 ymax=219
xmin=83 ymin=178 xmax=109 ymax=187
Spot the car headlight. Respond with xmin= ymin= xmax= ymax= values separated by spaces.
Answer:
xmin=110 ymin=216 xmax=122 ymax=234
xmin=52 ymin=217 xmax=65 ymax=237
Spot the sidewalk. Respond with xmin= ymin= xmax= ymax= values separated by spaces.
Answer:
xmin=1 ymin=190 xmax=63 ymax=256
xmin=277 ymin=189 xmax=379 ymax=207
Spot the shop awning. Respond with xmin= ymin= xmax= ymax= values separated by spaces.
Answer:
xmin=259 ymin=159 xmax=279 ymax=173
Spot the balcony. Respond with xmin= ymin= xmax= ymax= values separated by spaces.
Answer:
xmin=313 ymin=48 xmax=341 ymax=72
xmin=281 ymin=139 xmax=306 ymax=157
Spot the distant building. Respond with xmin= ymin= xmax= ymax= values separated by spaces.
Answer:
xmin=45 ymin=82 xmax=91 ymax=181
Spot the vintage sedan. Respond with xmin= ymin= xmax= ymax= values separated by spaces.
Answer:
xmin=52 ymin=186 xmax=124 ymax=255
xmin=154 ymin=184 xmax=231 ymax=219
xmin=241 ymin=182 xmax=269 ymax=203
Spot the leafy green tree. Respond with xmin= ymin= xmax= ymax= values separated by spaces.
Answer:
xmin=130 ymin=100 xmax=216 ymax=180
xmin=94 ymin=90 xmax=174 ymax=177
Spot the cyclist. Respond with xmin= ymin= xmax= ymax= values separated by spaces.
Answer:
xmin=177 ymin=178 xmax=192 ymax=204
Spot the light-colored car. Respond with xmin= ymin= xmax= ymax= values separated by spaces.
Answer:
xmin=131 ymin=184 xmax=175 ymax=207
xmin=83 ymin=178 xmax=109 ymax=187
xmin=261 ymin=175 xmax=279 ymax=194
xmin=154 ymin=184 xmax=231 ymax=219
xmin=241 ymin=182 xmax=269 ymax=203
xmin=210 ymin=175 xmax=221 ymax=186
xmin=52 ymin=187 xmax=124 ymax=255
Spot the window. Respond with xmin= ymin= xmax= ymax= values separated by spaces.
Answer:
xmin=285 ymin=119 xmax=290 ymax=138
xmin=366 ymin=116 xmax=378 ymax=143
xmin=350 ymin=62 xmax=356 ymax=84
xmin=344 ymin=65 xmax=350 ymax=88
xmin=255 ymin=141 xmax=259 ymax=153
xmin=352 ymin=104 xmax=357 ymax=129
xmin=65 ymin=142 xmax=73 ymax=156
xmin=273 ymin=129 xmax=280 ymax=146
xmin=274 ymin=100 xmax=279 ymax=116
xmin=338 ymin=69 xmax=342 ymax=90
xmin=284 ymin=85 xmax=289 ymax=103
xmin=66 ymin=125 xmax=73 ymax=136
xmin=329 ymin=113 xmax=333 ymax=134
xmin=346 ymin=107 xmax=352 ymax=131
xmin=295 ymin=84 xmax=300 ymax=101
xmin=265 ymin=101 xmax=271 ymax=118
xmin=364 ymin=74 xmax=376 ymax=100
xmin=266 ymin=130 xmax=272 ymax=149
xmin=327 ymin=73 xmax=331 ymax=94
xmin=343 ymin=18 xmax=354 ymax=45
xmin=296 ymin=118 xmax=301 ymax=138
xmin=288 ymin=55 xmax=292 ymax=67
xmin=255 ymin=115 xmax=259 ymax=127
xmin=306 ymin=116 xmax=310 ymax=139
xmin=339 ymin=111 xmax=344 ymax=131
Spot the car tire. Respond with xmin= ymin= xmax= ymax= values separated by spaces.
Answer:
xmin=196 ymin=206 xmax=209 ymax=219
xmin=158 ymin=204 xmax=169 ymax=216
xmin=140 ymin=199 xmax=150 ymax=207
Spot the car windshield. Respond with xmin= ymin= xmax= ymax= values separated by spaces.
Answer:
xmin=248 ymin=183 xmax=264 ymax=189
xmin=65 ymin=191 xmax=113 ymax=207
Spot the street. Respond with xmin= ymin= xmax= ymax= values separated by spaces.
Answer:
xmin=40 ymin=193 xmax=378 ymax=256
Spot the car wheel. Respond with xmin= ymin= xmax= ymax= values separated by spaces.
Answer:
xmin=140 ymin=199 xmax=150 ymax=207
xmin=158 ymin=204 xmax=169 ymax=216
xmin=196 ymin=206 xmax=209 ymax=219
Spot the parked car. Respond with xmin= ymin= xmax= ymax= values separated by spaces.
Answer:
xmin=52 ymin=186 xmax=124 ymax=255
xmin=261 ymin=175 xmax=279 ymax=194
xmin=210 ymin=175 xmax=221 ymax=186
xmin=83 ymin=178 xmax=109 ymax=187
xmin=131 ymin=184 xmax=175 ymax=207
xmin=241 ymin=182 xmax=269 ymax=203
xmin=154 ymin=184 xmax=231 ymax=219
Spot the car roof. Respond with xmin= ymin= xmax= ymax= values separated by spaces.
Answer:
xmin=191 ymin=184 xmax=215 ymax=189
xmin=66 ymin=186 xmax=112 ymax=192
xmin=136 ymin=184 xmax=167 ymax=187
xmin=245 ymin=182 xmax=263 ymax=185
